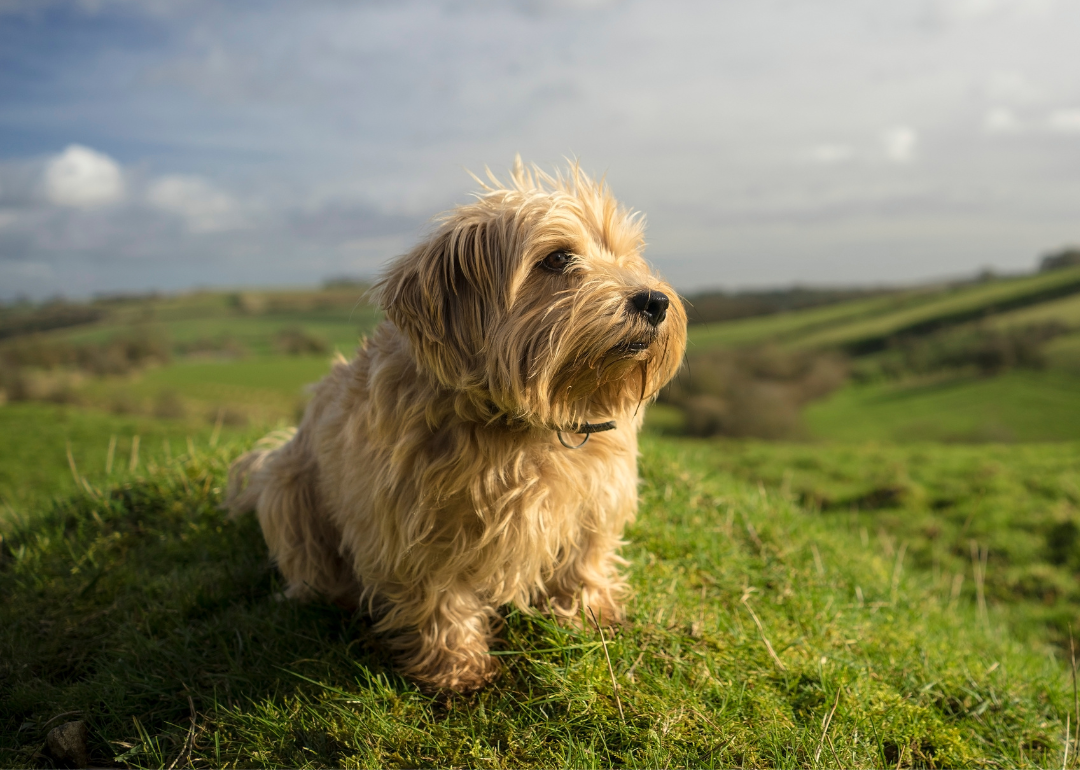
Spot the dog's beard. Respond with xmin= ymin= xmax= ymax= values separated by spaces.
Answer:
xmin=491 ymin=313 xmax=682 ymax=430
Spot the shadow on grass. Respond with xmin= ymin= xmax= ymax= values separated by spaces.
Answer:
xmin=0 ymin=461 xmax=407 ymax=767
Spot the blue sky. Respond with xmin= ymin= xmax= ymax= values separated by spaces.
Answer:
xmin=0 ymin=0 xmax=1078 ymax=299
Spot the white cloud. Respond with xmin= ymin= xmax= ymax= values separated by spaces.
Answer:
xmin=929 ymin=0 xmax=1056 ymax=24
xmin=43 ymin=144 xmax=125 ymax=208
xmin=984 ymin=107 xmax=1021 ymax=133
xmin=146 ymin=174 xmax=246 ymax=233
xmin=1048 ymin=109 xmax=1080 ymax=133
xmin=808 ymin=144 xmax=855 ymax=164
xmin=882 ymin=126 xmax=918 ymax=163
xmin=983 ymin=71 xmax=1042 ymax=103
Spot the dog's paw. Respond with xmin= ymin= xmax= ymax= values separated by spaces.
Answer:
xmin=543 ymin=594 xmax=624 ymax=630
xmin=412 ymin=654 xmax=500 ymax=694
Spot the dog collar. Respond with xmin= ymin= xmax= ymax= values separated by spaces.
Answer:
xmin=556 ymin=420 xmax=616 ymax=449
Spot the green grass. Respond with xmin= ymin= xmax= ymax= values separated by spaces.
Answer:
xmin=686 ymin=293 xmax=921 ymax=350
xmin=5 ymin=283 xmax=1080 ymax=765
xmin=674 ymin=439 xmax=1080 ymax=645
xmin=805 ymin=370 xmax=1080 ymax=443
xmin=687 ymin=267 xmax=1080 ymax=353
xmin=0 ymin=402 xmax=266 ymax=516
xmin=5 ymin=288 xmax=379 ymax=425
xmin=1048 ymin=334 xmax=1080 ymax=373
xmin=42 ymin=288 xmax=381 ymax=357
xmin=2 ymin=436 xmax=1075 ymax=767
xmin=794 ymin=267 xmax=1080 ymax=351
xmin=73 ymin=356 xmax=340 ymax=425
xmin=990 ymin=292 xmax=1080 ymax=330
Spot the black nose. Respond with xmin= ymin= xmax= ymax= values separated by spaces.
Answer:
xmin=630 ymin=289 xmax=669 ymax=327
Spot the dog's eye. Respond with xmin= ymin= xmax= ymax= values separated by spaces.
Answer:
xmin=541 ymin=250 xmax=574 ymax=273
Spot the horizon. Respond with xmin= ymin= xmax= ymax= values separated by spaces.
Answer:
xmin=0 ymin=259 xmax=1063 ymax=308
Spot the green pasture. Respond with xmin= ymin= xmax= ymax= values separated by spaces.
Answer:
xmin=794 ymin=266 xmax=1080 ymax=351
xmin=991 ymin=291 xmax=1080 ymax=330
xmin=688 ymin=266 xmax=1080 ymax=353
xmin=806 ymin=369 xmax=1080 ymax=443
xmin=1048 ymin=334 xmax=1080 ymax=374
xmin=685 ymin=292 xmax=916 ymax=350
xmin=3 ymin=436 xmax=1077 ymax=767
xmin=73 ymin=356 xmax=340 ymax=425
xmin=5 ymin=278 xmax=1080 ymax=765
xmin=0 ymin=402 xmax=265 ymax=516
xmin=55 ymin=292 xmax=380 ymax=357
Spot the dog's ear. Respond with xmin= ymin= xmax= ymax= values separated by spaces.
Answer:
xmin=377 ymin=218 xmax=507 ymax=389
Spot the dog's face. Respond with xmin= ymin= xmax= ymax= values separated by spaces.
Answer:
xmin=378 ymin=160 xmax=687 ymax=429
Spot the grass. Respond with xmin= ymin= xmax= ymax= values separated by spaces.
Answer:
xmin=2 ymin=436 xmax=1075 ymax=767
xmin=686 ymin=293 xmax=920 ymax=350
xmin=73 ymin=357 xmax=341 ymax=426
xmin=5 ymin=282 xmax=1080 ymax=765
xmin=991 ymin=292 xmax=1080 ymax=331
xmin=3 ymin=288 xmax=380 ymax=426
xmin=675 ymin=439 xmax=1080 ymax=646
xmin=0 ymin=402 xmax=265 ymax=515
xmin=53 ymin=289 xmax=381 ymax=357
xmin=805 ymin=369 xmax=1080 ymax=443
xmin=794 ymin=266 xmax=1080 ymax=352
xmin=687 ymin=266 xmax=1080 ymax=353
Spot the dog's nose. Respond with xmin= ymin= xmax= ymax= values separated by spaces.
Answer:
xmin=630 ymin=289 xmax=669 ymax=327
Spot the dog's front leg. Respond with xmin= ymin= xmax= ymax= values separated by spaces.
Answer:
xmin=544 ymin=529 xmax=626 ymax=628
xmin=389 ymin=582 xmax=500 ymax=693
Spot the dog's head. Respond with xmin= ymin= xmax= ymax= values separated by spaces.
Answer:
xmin=377 ymin=158 xmax=687 ymax=429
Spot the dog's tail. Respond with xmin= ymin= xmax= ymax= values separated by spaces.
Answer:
xmin=225 ymin=428 xmax=297 ymax=517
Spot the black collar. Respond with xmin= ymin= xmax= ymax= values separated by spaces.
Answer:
xmin=556 ymin=420 xmax=616 ymax=449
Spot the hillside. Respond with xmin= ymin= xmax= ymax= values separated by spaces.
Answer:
xmin=0 ymin=287 xmax=381 ymax=429
xmin=687 ymin=265 xmax=1080 ymax=354
xmin=2 ymin=436 xmax=1075 ymax=767
xmin=4 ymin=264 xmax=1080 ymax=450
xmin=675 ymin=266 xmax=1080 ymax=442
xmin=2 ymin=278 xmax=1080 ymax=766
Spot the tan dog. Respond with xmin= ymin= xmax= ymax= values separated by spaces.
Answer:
xmin=227 ymin=160 xmax=687 ymax=692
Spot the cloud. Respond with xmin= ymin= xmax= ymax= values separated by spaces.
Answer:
xmin=984 ymin=107 xmax=1021 ymax=133
xmin=146 ymin=174 xmax=247 ymax=233
xmin=808 ymin=144 xmax=855 ymax=164
xmin=928 ymin=0 xmax=1056 ymax=24
xmin=1048 ymin=109 xmax=1080 ymax=133
xmin=982 ymin=71 xmax=1042 ymax=103
xmin=882 ymin=126 xmax=918 ymax=163
xmin=43 ymin=144 xmax=125 ymax=208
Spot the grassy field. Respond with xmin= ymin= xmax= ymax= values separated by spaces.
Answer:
xmin=50 ymin=288 xmax=381 ymax=357
xmin=3 ymin=436 xmax=1077 ymax=768
xmin=1 ymin=287 xmax=380 ymax=427
xmin=0 ymin=403 xmax=265 ymax=515
xmin=3 ymin=281 xmax=1080 ymax=766
xmin=687 ymin=266 xmax=1080 ymax=354
xmin=675 ymin=266 xmax=1080 ymax=442
xmin=805 ymin=370 xmax=1080 ymax=443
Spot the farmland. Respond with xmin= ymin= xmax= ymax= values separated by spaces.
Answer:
xmin=2 ymin=271 xmax=1080 ymax=767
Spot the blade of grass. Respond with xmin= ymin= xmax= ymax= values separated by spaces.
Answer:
xmin=588 ymin=606 xmax=625 ymax=724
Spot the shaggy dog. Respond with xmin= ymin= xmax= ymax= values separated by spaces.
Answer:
xmin=227 ymin=159 xmax=687 ymax=692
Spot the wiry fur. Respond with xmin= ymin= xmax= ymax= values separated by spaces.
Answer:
xmin=227 ymin=159 xmax=687 ymax=692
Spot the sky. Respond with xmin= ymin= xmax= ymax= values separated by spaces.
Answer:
xmin=0 ymin=0 xmax=1078 ymax=300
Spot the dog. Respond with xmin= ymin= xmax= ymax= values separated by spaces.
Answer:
xmin=226 ymin=159 xmax=687 ymax=692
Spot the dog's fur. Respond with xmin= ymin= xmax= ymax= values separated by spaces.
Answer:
xmin=226 ymin=159 xmax=687 ymax=692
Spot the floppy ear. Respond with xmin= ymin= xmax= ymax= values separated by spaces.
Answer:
xmin=377 ymin=218 xmax=506 ymax=389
